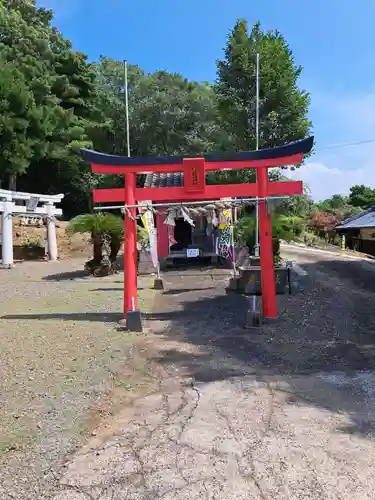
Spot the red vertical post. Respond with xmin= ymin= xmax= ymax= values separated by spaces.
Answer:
xmin=124 ymin=173 xmax=138 ymax=315
xmin=258 ymin=167 xmax=277 ymax=318
xmin=156 ymin=213 xmax=169 ymax=258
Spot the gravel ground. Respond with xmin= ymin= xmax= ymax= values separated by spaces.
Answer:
xmin=0 ymin=258 xmax=156 ymax=500
xmin=53 ymin=250 xmax=375 ymax=499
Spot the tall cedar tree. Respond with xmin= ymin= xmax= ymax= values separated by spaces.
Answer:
xmin=0 ymin=0 xmax=58 ymax=188
xmin=1 ymin=0 xmax=103 ymax=217
xmin=214 ymin=19 xmax=312 ymax=184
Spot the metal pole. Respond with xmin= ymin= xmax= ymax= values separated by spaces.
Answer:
xmin=340 ymin=234 xmax=346 ymax=256
xmin=124 ymin=60 xmax=131 ymax=157
xmin=255 ymin=53 xmax=260 ymax=152
xmin=254 ymin=52 xmax=260 ymax=258
xmin=252 ymin=53 xmax=261 ymax=317
xmin=230 ymin=205 xmax=237 ymax=275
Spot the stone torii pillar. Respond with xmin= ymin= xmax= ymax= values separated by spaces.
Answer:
xmin=0 ymin=189 xmax=64 ymax=267
xmin=44 ymin=201 xmax=58 ymax=261
xmin=1 ymin=192 xmax=14 ymax=268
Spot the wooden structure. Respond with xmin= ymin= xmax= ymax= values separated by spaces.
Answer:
xmin=336 ymin=207 xmax=375 ymax=256
xmin=0 ymin=189 xmax=64 ymax=267
xmin=143 ymin=172 xmax=223 ymax=268
xmin=81 ymin=136 xmax=314 ymax=326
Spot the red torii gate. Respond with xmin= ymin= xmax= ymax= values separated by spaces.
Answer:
xmin=81 ymin=136 xmax=313 ymax=325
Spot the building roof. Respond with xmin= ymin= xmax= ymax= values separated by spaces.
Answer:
xmin=144 ymin=172 xmax=184 ymax=188
xmin=336 ymin=207 xmax=375 ymax=230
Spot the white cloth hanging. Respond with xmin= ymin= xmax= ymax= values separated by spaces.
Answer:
xmin=180 ymin=207 xmax=195 ymax=227
xmin=212 ymin=211 xmax=219 ymax=227
xmin=164 ymin=209 xmax=177 ymax=226
xmin=163 ymin=207 xmax=195 ymax=227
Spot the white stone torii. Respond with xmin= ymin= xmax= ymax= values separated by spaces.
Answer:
xmin=0 ymin=189 xmax=64 ymax=267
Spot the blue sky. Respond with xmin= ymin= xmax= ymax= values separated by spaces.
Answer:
xmin=39 ymin=0 xmax=375 ymax=200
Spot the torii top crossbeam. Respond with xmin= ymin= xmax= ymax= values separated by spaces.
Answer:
xmin=81 ymin=136 xmax=314 ymax=325
xmin=82 ymin=137 xmax=313 ymax=204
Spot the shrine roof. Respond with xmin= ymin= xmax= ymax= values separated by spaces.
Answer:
xmin=81 ymin=136 xmax=314 ymax=168
xmin=144 ymin=172 xmax=184 ymax=188
xmin=336 ymin=207 xmax=375 ymax=230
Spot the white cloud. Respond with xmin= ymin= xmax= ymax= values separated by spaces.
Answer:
xmin=288 ymin=161 xmax=375 ymax=201
xmin=291 ymin=90 xmax=375 ymax=201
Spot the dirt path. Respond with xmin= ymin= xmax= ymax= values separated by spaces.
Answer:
xmin=54 ymin=256 xmax=375 ymax=500
xmin=0 ymin=259 xmax=157 ymax=500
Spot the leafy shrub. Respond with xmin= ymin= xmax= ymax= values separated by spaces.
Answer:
xmin=21 ymin=235 xmax=42 ymax=248
xmin=67 ymin=213 xmax=149 ymax=275
xmin=234 ymin=214 xmax=305 ymax=252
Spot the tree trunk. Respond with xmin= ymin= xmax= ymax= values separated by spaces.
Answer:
xmin=9 ymin=174 xmax=17 ymax=191
xmin=84 ymin=234 xmax=103 ymax=274
xmin=92 ymin=234 xmax=103 ymax=265
xmin=109 ymin=238 xmax=121 ymax=262
xmin=272 ymin=238 xmax=280 ymax=256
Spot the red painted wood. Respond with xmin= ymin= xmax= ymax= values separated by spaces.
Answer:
xmin=137 ymin=184 xmax=258 ymax=202
xmin=267 ymin=180 xmax=303 ymax=196
xmin=258 ymin=168 xmax=278 ymax=319
xmin=124 ymin=173 xmax=138 ymax=315
xmin=90 ymin=152 xmax=303 ymax=175
xmin=91 ymin=152 xmax=305 ymax=321
xmin=183 ymin=158 xmax=206 ymax=193
xmin=156 ymin=214 xmax=169 ymax=258
xmin=93 ymin=180 xmax=302 ymax=204
xmin=93 ymin=188 xmax=124 ymax=203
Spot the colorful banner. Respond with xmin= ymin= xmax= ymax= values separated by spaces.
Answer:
xmin=216 ymin=200 xmax=234 ymax=263
xmin=138 ymin=201 xmax=154 ymax=233
xmin=218 ymin=208 xmax=232 ymax=229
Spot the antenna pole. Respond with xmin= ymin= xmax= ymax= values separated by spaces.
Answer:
xmin=254 ymin=52 xmax=260 ymax=257
xmin=124 ymin=60 xmax=131 ymax=157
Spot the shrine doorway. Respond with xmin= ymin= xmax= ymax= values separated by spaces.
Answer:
xmin=171 ymin=218 xmax=192 ymax=251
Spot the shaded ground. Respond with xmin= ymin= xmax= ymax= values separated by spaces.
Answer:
xmin=0 ymin=258 xmax=157 ymax=500
xmin=54 ymin=249 xmax=375 ymax=500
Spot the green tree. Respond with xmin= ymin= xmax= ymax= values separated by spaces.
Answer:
xmin=234 ymin=213 xmax=304 ymax=260
xmin=349 ymin=185 xmax=375 ymax=210
xmin=68 ymin=213 xmax=149 ymax=276
xmin=129 ymin=71 xmax=225 ymax=157
xmin=1 ymin=0 xmax=103 ymax=213
xmin=316 ymin=194 xmax=348 ymax=212
xmin=274 ymin=176 xmax=314 ymax=218
xmin=315 ymin=193 xmax=362 ymax=221
xmin=215 ymin=19 xmax=312 ymax=183
xmin=92 ymin=58 xmax=225 ymax=157
xmin=91 ymin=58 xmax=226 ymax=194
xmin=0 ymin=0 xmax=58 ymax=188
xmin=90 ymin=57 xmax=145 ymax=156
xmin=0 ymin=57 xmax=37 ymax=187
xmin=19 ymin=48 xmax=104 ymax=217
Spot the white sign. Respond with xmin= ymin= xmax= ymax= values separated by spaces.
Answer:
xmin=187 ymin=248 xmax=199 ymax=258
xmin=26 ymin=196 xmax=40 ymax=212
